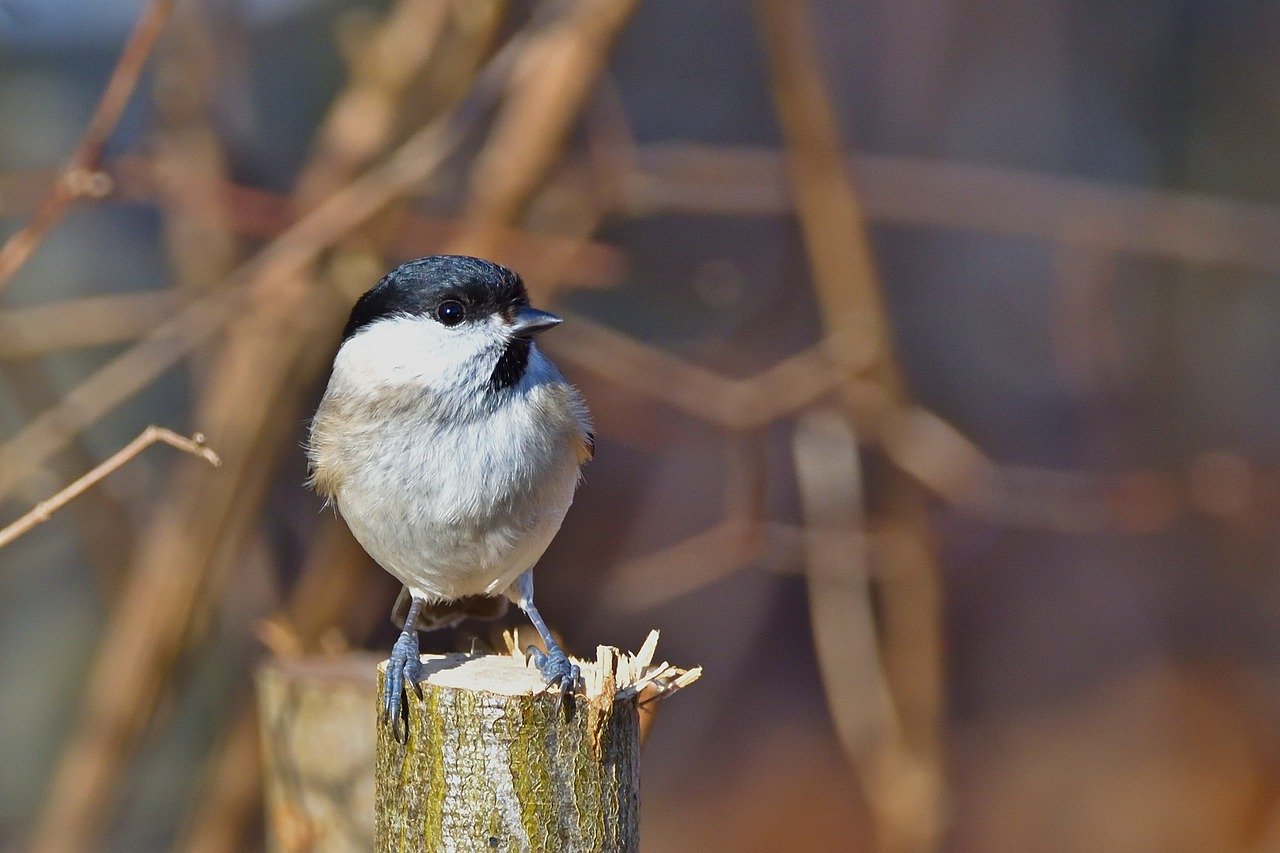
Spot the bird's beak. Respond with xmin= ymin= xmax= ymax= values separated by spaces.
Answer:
xmin=509 ymin=306 xmax=562 ymax=337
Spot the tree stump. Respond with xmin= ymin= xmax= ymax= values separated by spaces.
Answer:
xmin=259 ymin=653 xmax=381 ymax=851
xmin=375 ymin=639 xmax=698 ymax=852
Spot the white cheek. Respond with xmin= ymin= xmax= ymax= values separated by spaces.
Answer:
xmin=330 ymin=315 xmax=501 ymax=392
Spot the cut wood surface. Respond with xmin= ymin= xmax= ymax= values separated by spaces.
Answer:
xmin=376 ymin=635 xmax=698 ymax=852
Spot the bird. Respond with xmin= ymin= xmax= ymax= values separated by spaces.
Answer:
xmin=306 ymin=255 xmax=593 ymax=727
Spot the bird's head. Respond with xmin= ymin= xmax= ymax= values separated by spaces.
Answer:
xmin=331 ymin=255 xmax=562 ymax=401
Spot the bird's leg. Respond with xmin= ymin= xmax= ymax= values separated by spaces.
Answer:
xmin=384 ymin=594 xmax=425 ymax=737
xmin=512 ymin=570 xmax=579 ymax=701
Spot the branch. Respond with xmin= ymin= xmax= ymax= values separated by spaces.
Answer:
xmin=755 ymin=2 xmax=944 ymax=848
xmin=0 ymin=30 xmax=525 ymax=501
xmin=0 ymin=425 xmax=219 ymax=551
xmin=0 ymin=291 xmax=180 ymax=359
xmin=543 ymin=316 xmax=842 ymax=428
xmin=178 ymin=518 xmax=385 ymax=852
xmin=623 ymin=143 xmax=1280 ymax=273
xmin=456 ymin=0 xmax=642 ymax=242
xmin=30 ymin=3 xmax=640 ymax=848
xmin=0 ymin=0 xmax=173 ymax=293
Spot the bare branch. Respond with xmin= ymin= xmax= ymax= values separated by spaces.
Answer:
xmin=0 ymin=31 xmax=523 ymax=501
xmin=755 ymin=1 xmax=944 ymax=847
xmin=0 ymin=0 xmax=174 ymax=292
xmin=31 ymin=2 xmax=641 ymax=848
xmin=623 ymin=143 xmax=1280 ymax=272
xmin=455 ymin=0 xmax=642 ymax=246
xmin=0 ymin=425 xmax=219 ymax=551
xmin=0 ymin=291 xmax=180 ymax=358
xmin=544 ymin=317 xmax=843 ymax=428
xmin=178 ymin=518 xmax=384 ymax=853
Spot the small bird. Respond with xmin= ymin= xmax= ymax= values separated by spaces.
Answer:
xmin=307 ymin=255 xmax=593 ymax=726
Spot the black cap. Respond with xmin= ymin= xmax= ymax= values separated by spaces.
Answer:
xmin=341 ymin=255 xmax=529 ymax=343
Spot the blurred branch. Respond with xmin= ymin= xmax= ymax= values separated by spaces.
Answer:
xmin=186 ymin=167 xmax=622 ymax=284
xmin=198 ymin=172 xmax=621 ymax=286
xmin=0 ymin=0 xmax=173 ymax=293
xmin=295 ymin=0 xmax=464 ymax=205
xmin=454 ymin=0 xmax=641 ymax=253
xmin=12 ymin=141 xmax=1280 ymax=272
xmin=600 ymin=518 xmax=805 ymax=611
xmin=597 ymin=370 xmax=1276 ymax=615
xmin=30 ymin=1 xmax=638 ymax=848
xmin=756 ymin=2 xmax=944 ymax=850
xmin=0 ymin=425 xmax=218 ymax=551
xmin=0 ymin=291 xmax=179 ymax=358
xmin=623 ymin=143 xmax=1280 ymax=272
xmin=0 ymin=156 xmax=619 ymax=272
xmin=179 ymin=519 xmax=384 ymax=853
xmin=545 ymin=319 xmax=842 ymax=428
xmin=488 ymin=62 xmax=658 ymax=304
xmin=793 ymin=411 xmax=938 ymax=849
xmin=552 ymin=284 xmax=1254 ymax=539
xmin=153 ymin=0 xmax=243 ymax=310
xmin=0 ymin=28 xmax=527 ymax=503
xmin=608 ymin=519 xmax=758 ymax=608
xmin=792 ymin=419 xmax=874 ymax=613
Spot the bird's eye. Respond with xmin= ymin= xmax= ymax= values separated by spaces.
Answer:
xmin=435 ymin=300 xmax=465 ymax=326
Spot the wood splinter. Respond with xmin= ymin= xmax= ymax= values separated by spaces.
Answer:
xmin=375 ymin=630 xmax=699 ymax=852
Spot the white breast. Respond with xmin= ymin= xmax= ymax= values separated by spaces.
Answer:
xmin=308 ymin=324 xmax=589 ymax=602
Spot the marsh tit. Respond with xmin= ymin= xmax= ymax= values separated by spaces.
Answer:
xmin=307 ymin=255 xmax=593 ymax=725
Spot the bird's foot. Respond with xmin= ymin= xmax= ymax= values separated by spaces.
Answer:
xmin=383 ymin=630 xmax=423 ymax=739
xmin=528 ymin=644 xmax=580 ymax=703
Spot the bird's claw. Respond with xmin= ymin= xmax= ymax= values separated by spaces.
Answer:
xmin=383 ymin=630 xmax=423 ymax=740
xmin=528 ymin=645 xmax=579 ymax=703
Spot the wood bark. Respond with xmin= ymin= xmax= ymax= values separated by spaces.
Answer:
xmin=375 ymin=653 xmax=641 ymax=852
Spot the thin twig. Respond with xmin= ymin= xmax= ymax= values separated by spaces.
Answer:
xmin=0 ymin=357 xmax=140 ymax=593
xmin=0 ymin=0 xmax=174 ymax=292
xmin=0 ymin=426 xmax=219 ymax=551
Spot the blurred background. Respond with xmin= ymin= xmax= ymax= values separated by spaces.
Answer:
xmin=1 ymin=0 xmax=1279 ymax=849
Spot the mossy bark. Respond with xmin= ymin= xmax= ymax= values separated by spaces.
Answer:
xmin=375 ymin=654 xmax=640 ymax=852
